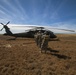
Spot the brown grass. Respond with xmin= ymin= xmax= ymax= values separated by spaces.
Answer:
xmin=0 ymin=34 xmax=76 ymax=75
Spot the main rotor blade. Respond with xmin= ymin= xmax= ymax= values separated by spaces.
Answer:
xmin=12 ymin=25 xmax=75 ymax=32
xmin=48 ymin=28 xmax=75 ymax=32
xmin=6 ymin=21 xmax=10 ymax=25
xmin=12 ymin=26 xmax=36 ymax=28
xmin=34 ymin=27 xmax=75 ymax=32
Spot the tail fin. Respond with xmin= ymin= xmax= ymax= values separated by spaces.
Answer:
xmin=4 ymin=25 xmax=13 ymax=35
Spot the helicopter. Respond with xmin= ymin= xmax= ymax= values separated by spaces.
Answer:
xmin=0 ymin=21 xmax=75 ymax=39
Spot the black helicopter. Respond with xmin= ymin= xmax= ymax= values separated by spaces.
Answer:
xmin=0 ymin=21 xmax=75 ymax=39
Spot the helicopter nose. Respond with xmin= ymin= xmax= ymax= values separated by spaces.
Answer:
xmin=54 ymin=34 xmax=57 ymax=38
xmin=50 ymin=33 xmax=57 ymax=38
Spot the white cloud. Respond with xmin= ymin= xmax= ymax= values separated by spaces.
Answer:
xmin=0 ymin=23 xmax=76 ymax=34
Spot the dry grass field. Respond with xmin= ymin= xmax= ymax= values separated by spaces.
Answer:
xmin=0 ymin=34 xmax=76 ymax=75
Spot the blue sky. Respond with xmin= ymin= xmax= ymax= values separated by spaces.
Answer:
xmin=0 ymin=0 xmax=76 ymax=33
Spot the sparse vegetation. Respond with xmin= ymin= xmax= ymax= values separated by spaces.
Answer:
xmin=0 ymin=34 xmax=76 ymax=75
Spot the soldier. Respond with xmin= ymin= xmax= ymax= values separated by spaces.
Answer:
xmin=41 ymin=31 xmax=50 ymax=53
xmin=38 ymin=31 xmax=43 ymax=48
xmin=34 ymin=31 xmax=42 ymax=48
xmin=34 ymin=32 xmax=39 ymax=46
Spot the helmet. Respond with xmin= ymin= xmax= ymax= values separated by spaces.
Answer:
xmin=38 ymin=30 xmax=41 ymax=33
xmin=44 ymin=31 xmax=49 ymax=35
xmin=44 ymin=31 xmax=47 ymax=34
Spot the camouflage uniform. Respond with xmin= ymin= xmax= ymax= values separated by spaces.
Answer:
xmin=34 ymin=33 xmax=39 ymax=46
xmin=38 ymin=33 xmax=43 ymax=48
xmin=35 ymin=31 xmax=42 ymax=48
xmin=41 ymin=32 xmax=50 ymax=53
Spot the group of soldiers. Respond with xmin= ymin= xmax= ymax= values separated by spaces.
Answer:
xmin=34 ymin=31 xmax=50 ymax=53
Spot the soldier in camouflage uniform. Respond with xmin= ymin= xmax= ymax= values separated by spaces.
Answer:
xmin=34 ymin=31 xmax=42 ymax=47
xmin=37 ymin=31 xmax=43 ymax=48
xmin=41 ymin=31 xmax=50 ymax=53
xmin=34 ymin=33 xmax=38 ymax=46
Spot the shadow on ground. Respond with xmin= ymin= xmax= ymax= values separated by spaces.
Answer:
xmin=51 ymin=53 xmax=71 ymax=59
xmin=43 ymin=48 xmax=71 ymax=60
xmin=47 ymin=48 xmax=59 ymax=53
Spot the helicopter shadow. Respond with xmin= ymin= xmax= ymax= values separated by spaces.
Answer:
xmin=45 ymin=48 xmax=71 ymax=60
xmin=7 ymin=38 xmax=16 ymax=40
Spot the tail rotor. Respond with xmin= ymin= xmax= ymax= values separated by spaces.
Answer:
xmin=0 ymin=21 xmax=10 ymax=31
xmin=6 ymin=21 xmax=10 ymax=26
xmin=0 ymin=23 xmax=4 ymax=31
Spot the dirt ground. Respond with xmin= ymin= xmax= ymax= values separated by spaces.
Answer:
xmin=0 ymin=34 xmax=76 ymax=75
